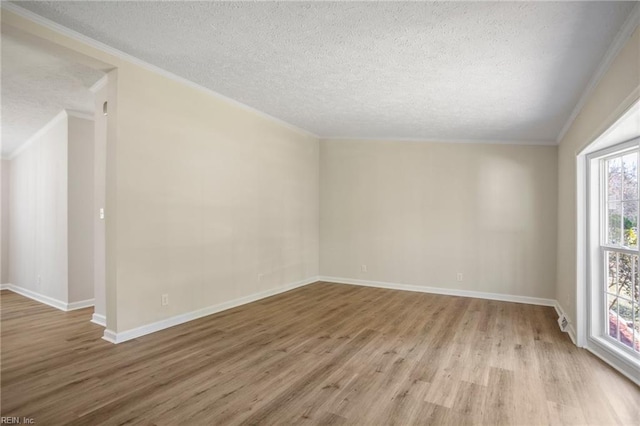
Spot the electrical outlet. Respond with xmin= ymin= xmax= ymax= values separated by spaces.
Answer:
xmin=161 ymin=294 xmax=169 ymax=306
xmin=457 ymin=273 xmax=463 ymax=282
xmin=361 ymin=264 xmax=367 ymax=273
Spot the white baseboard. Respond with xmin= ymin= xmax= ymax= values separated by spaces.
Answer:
xmin=91 ymin=313 xmax=106 ymax=327
xmin=319 ymin=276 xmax=556 ymax=307
xmin=102 ymin=276 xmax=320 ymax=344
xmin=103 ymin=329 xmax=117 ymax=344
xmin=554 ymin=301 xmax=577 ymax=345
xmin=2 ymin=284 xmax=68 ymax=310
xmin=68 ymin=298 xmax=95 ymax=311
xmin=0 ymin=284 xmax=95 ymax=312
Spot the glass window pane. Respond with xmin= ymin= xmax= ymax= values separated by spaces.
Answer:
xmin=635 ymin=303 xmax=639 ymax=352
xmin=634 ymin=255 xmax=638 ymax=305
xmin=606 ymin=251 xmax=618 ymax=293
xmin=608 ymin=294 xmax=618 ymax=340
xmin=608 ymin=157 xmax=622 ymax=201
xmin=618 ymin=298 xmax=634 ymax=350
xmin=618 ymin=253 xmax=635 ymax=300
xmin=622 ymin=152 xmax=638 ymax=201
xmin=622 ymin=200 xmax=638 ymax=248
xmin=602 ymin=151 xmax=640 ymax=354
xmin=608 ymin=202 xmax=622 ymax=245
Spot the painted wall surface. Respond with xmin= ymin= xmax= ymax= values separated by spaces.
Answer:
xmin=9 ymin=113 xmax=68 ymax=302
xmin=93 ymin=81 xmax=107 ymax=319
xmin=2 ymin=11 xmax=320 ymax=332
xmin=557 ymin=28 xmax=640 ymax=326
xmin=68 ymin=115 xmax=95 ymax=303
xmin=1 ymin=159 xmax=9 ymax=284
xmin=320 ymin=139 xmax=558 ymax=300
xmin=114 ymin=63 xmax=319 ymax=331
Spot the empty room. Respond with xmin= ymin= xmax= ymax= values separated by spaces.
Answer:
xmin=0 ymin=1 xmax=639 ymax=425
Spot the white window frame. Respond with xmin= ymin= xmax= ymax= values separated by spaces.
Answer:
xmin=586 ymin=137 xmax=640 ymax=379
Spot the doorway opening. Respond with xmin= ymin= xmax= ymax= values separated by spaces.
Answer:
xmin=0 ymin=25 xmax=115 ymax=331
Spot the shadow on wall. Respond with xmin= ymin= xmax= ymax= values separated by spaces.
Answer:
xmin=476 ymin=155 xmax=539 ymax=296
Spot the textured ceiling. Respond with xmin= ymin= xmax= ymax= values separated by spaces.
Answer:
xmin=11 ymin=1 xmax=635 ymax=143
xmin=1 ymin=31 xmax=104 ymax=156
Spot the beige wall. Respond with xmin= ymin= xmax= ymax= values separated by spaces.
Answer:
xmin=1 ymin=159 xmax=9 ymax=284
xmin=9 ymin=113 xmax=69 ymax=302
xmin=557 ymin=28 xmax=640 ymax=326
xmin=68 ymin=115 xmax=95 ymax=303
xmin=114 ymin=63 xmax=319 ymax=331
xmin=2 ymin=12 xmax=320 ymax=333
xmin=8 ymin=113 xmax=96 ymax=305
xmin=320 ymin=139 xmax=558 ymax=300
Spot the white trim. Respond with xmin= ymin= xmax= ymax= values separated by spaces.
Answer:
xmin=102 ymin=329 xmax=117 ymax=344
xmin=586 ymin=338 xmax=640 ymax=386
xmin=91 ymin=313 xmax=106 ymax=327
xmin=89 ymin=75 xmax=108 ymax=93
xmin=321 ymin=137 xmax=556 ymax=147
xmin=556 ymin=3 xmax=640 ymax=143
xmin=67 ymin=298 xmax=95 ymax=311
xmin=1 ymin=2 xmax=319 ymax=140
xmin=65 ymin=109 xmax=94 ymax=121
xmin=102 ymin=276 xmax=319 ymax=344
xmin=554 ymin=301 xmax=578 ymax=345
xmin=1 ymin=284 xmax=68 ymax=311
xmin=1 ymin=284 xmax=95 ymax=311
xmin=7 ymin=110 xmax=67 ymax=160
xmin=318 ymin=276 xmax=556 ymax=307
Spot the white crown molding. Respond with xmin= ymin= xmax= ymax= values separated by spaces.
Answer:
xmin=7 ymin=110 xmax=67 ymax=160
xmin=89 ymin=75 xmax=108 ymax=93
xmin=556 ymin=3 xmax=640 ymax=144
xmin=321 ymin=136 xmax=557 ymax=146
xmin=319 ymin=276 xmax=557 ymax=307
xmin=65 ymin=109 xmax=95 ymax=121
xmin=1 ymin=2 xmax=320 ymax=141
xmin=102 ymin=276 xmax=319 ymax=344
xmin=5 ymin=2 xmax=636 ymax=146
xmin=91 ymin=313 xmax=106 ymax=327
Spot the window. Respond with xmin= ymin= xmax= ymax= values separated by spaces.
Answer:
xmin=587 ymin=140 xmax=640 ymax=378
xmin=602 ymin=149 xmax=639 ymax=354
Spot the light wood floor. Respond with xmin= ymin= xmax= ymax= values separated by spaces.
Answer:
xmin=1 ymin=282 xmax=638 ymax=425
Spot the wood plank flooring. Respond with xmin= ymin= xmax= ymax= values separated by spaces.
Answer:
xmin=1 ymin=282 xmax=638 ymax=425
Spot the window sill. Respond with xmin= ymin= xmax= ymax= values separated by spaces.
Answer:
xmin=587 ymin=335 xmax=640 ymax=385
